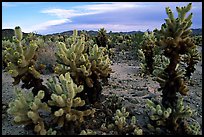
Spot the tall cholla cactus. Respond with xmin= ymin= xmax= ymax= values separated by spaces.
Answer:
xmin=55 ymin=30 xmax=112 ymax=104
xmin=95 ymin=28 xmax=109 ymax=48
xmin=154 ymin=2 xmax=196 ymax=108
xmin=153 ymin=3 xmax=201 ymax=133
xmin=138 ymin=31 xmax=156 ymax=75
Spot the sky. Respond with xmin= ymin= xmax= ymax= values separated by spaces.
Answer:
xmin=2 ymin=2 xmax=202 ymax=35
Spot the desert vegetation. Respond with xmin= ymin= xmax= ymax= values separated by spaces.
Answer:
xmin=2 ymin=3 xmax=202 ymax=135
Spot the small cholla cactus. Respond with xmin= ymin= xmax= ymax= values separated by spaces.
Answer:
xmin=146 ymin=99 xmax=172 ymax=134
xmin=7 ymin=89 xmax=51 ymax=135
xmin=99 ymin=106 xmax=142 ymax=135
xmin=46 ymin=72 xmax=95 ymax=126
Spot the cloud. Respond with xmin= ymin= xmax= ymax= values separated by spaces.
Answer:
xmin=41 ymin=8 xmax=97 ymax=19
xmin=23 ymin=19 xmax=71 ymax=33
xmin=36 ymin=2 xmax=144 ymax=33
xmin=73 ymin=2 xmax=138 ymax=12
xmin=41 ymin=2 xmax=139 ymax=19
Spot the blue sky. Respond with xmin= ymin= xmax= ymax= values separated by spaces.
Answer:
xmin=2 ymin=2 xmax=202 ymax=35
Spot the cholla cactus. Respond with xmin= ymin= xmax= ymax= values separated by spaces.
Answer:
xmin=181 ymin=47 xmax=201 ymax=79
xmin=4 ymin=27 xmax=40 ymax=79
xmin=7 ymin=71 xmax=96 ymax=135
xmin=113 ymin=107 xmax=143 ymax=135
xmin=46 ymin=72 xmax=95 ymax=127
xmin=146 ymin=98 xmax=199 ymax=134
xmin=7 ymin=89 xmax=51 ymax=135
xmin=55 ymin=30 xmax=112 ymax=104
xmin=100 ymin=106 xmax=142 ymax=135
xmin=146 ymin=99 xmax=172 ymax=134
xmin=153 ymin=3 xmax=201 ymax=134
xmin=114 ymin=107 xmax=130 ymax=131
xmin=138 ymin=31 xmax=157 ymax=75
xmin=95 ymin=28 xmax=108 ymax=48
xmin=3 ymin=27 xmax=49 ymax=98
xmin=154 ymin=3 xmax=197 ymax=108
xmin=79 ymin=129 xmax=96 ymax=135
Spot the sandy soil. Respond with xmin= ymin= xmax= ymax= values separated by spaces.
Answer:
xmin=2 ymin=47 xmax=202 ymax=135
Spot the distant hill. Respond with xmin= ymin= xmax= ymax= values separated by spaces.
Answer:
xmin=48 ymin=30 xmax=106 ymax=36
xmin=2 ymin=29 xmax=41 ymax=41
xmin=191 ymin=28 xmax=202 ymax=36
xmin=2 ymin=29 xmax=15 ymax=40
xmin=2 ymin=28 xmax=202 ymax=40
xmin=47 ymin=30 xmax=144 ymax=37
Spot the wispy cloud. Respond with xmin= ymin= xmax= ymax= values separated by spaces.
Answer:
xmin=41 ymin=8 xmax=94 ymax=18
xmin=41 ymin=2 xmax=139 ymax=19
xmin=36 ymin=2 xmax=141 ymax=32
xmin=23 ymin=19 xmax=71 ymax=33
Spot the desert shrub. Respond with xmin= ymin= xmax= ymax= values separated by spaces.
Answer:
xmin=35 ymin=41 xmax=57 ymax=74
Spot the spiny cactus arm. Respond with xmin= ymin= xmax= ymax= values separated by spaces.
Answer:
xmin=54 ymin=64 xmax=70 ymax=75
xmin=6 ymin=62 xmax=27 ymax=77
xmin=183 ymin=47 xmax=201 ymax=78
xmin=24 ymin=41 xmax=38 ymax=61
xmin=28 ymin=65 xmax=41 ymax=79
xmin=138 ymin=49 xmax=145 ymax=62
